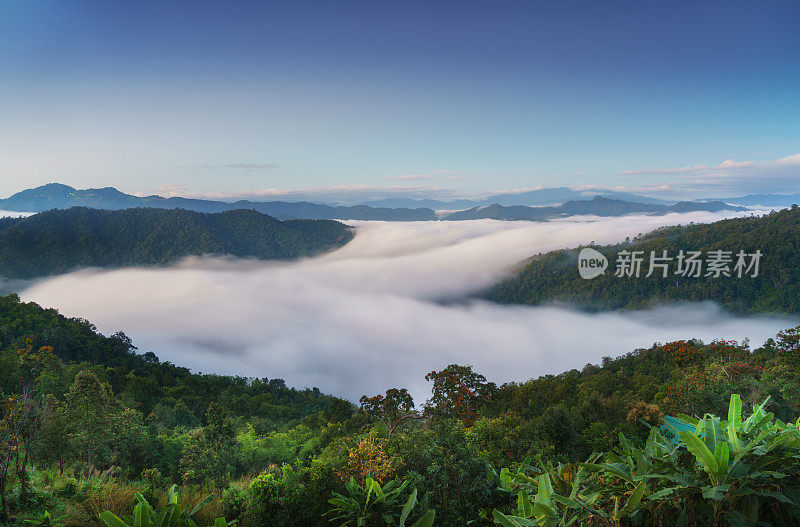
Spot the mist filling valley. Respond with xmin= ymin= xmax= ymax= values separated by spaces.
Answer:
xmin=19 ymin=210 xmax=796 ymax=402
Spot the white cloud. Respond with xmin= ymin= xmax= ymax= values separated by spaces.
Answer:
xmin=387 ymin=174 xmax=436 ymax=181
xmin=175 ymin=163 xmax=280 ymax=171
xmin=617 ymin=152 xmax=800 ymax=197
xmin=165 ymin=184 xmax=454 ymax=204
xmin=386 ymin=170 xmax=463 ymax=182
xmin=19 ymin=211 xmax=794 ymax=403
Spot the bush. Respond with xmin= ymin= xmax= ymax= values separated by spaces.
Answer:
xmin=220 ymin=484 xmax=247 ymax=521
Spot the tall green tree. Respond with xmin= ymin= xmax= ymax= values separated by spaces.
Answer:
xmin=64 ymin=370 xmax=120 ymax=473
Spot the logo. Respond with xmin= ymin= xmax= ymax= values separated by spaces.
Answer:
xmin=578 ymin=248 xmax=608 ymax=279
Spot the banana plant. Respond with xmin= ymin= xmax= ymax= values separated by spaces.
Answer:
xmin=493 ymin=457 xmax=604 ymax=527
xmin=495 ymin=394 xmax=800 ymax=526
xmin=327 ymin=477 xmax=435 ymax=527
xmin=23 ymin=511 xmax=68 ymax=526
xmin=673 ymin=395 xmax=800 ymax=509
xmin=99 ymin=484 xmax=236 ymax=527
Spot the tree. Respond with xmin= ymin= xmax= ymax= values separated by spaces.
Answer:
xmin=36 ymin=394 xmax=70 ymax=474
xmin=64 ymin=370 xmax=120 ymax=473
xmin=0 ymin=395 xmax=20 ymax=522
xmin=424 ymin=365 xmax=495 ymax=424
xmin=359 ymin=388 xmax=416 ymax=436
xmin=12 ymin=389 xmax=41 ymax=503
xmin=775 ymin=324 xmax=800 ymax=354
xmin=181 ymin=402 xmax=237 ymax=487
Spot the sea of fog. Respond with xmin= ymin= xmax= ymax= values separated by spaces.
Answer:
xmin=19 ymin=210 xmax=798 ymax=402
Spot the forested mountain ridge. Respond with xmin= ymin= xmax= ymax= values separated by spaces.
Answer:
xmin=0 ymin=207 xmax=354 ymax=279
xmin=484 ymin=205 xmax=800 ymax=313
xmin=0 ymin=292 xmax=346 ymax=429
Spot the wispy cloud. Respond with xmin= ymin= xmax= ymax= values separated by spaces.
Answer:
xmin=174 ymin=163 xmax=280 ymax=171
xmin=386 ymin=169 xmax=463 ymax=182
xmin=387 ymin=174 xmax=436 ymax=181
xmin=176 ymin=184 xmax=454 ymax=205
xmin=616 ymin=153 xmax=800 ymax=197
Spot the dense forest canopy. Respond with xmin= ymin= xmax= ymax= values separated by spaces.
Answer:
xmin=2 ymin=294 xmax=800 ymax=525
xmin=484 ymin=205 xmax=800 ymax=313
xmin=0 ymin=207 xmax=354 ymax=279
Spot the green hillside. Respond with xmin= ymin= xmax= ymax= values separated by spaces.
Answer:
xmin=0 ymin=207 xmax=354 ymax=279
xmin=484 ymin=205 xmax=800 ymax=313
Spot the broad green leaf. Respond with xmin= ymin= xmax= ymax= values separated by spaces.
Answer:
xmin=409 ymin=510 xmax=436 ymax=527
xmin=531 ymin=502 xmax=558 ymax=524
xmin=678 ymin=431 xmax=719 ymax=476
xmin=491 ymin=511 xmax=527 ymax=527
xmin=647 ymin=486 xmax=681 ymax=500
xmin=618 ymin=480 xmax=647 ymax=518
xmin=726 ymin=424 xmax=741 ymax=452
xmin=99 ymin=511 xmax=128 ymax=527
xmin=714 ymin=441 xmax=729 ymax=476
xmin=703 ymin=417 xmax=719 ymax=452
xmin=535 ymin=473 xmax=553 ymax=505
xmin=500 ymin=467 xmax=512 ymax=490
xmin=552 ymin=494 xmax=602 ymax=516
xmin=728 ymin=394 xmax=742 ymax=430
xmin=724 ymin=510 xmax=748 ymax=527
xmin=701 ymin=484 xmax=729 ymax=501
xmin=399 ymin=488 xmax=417 ymax=526
xmin=188 ymin=494 xmax=214 ymax=517
xmin=518 ymin=489 xmax=532 ymax=517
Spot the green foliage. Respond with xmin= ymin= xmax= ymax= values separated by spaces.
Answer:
xmin=326 ymin=477 xmax=435 ymax=527
xmin=0 ymin=207 xmax=354 ymax=279
xmin=359 ymin=389 xmax=416 ymax=436
xmin=22 ymin=510 xmax=67 ymax=526
xmin=423 ymin=365 xmax=496 ymax=424
xmin=495 ymin=394 xmax=800 ymax=525
xmin=99 ymin=484 xmax=235 ymax=527
xmin=219 ymin=485 xmax=247 ymax=523
xmin=5 ymin=292 xmax=800 ymax=526
xmin=64 ymin=370 xmax=122 ymax=472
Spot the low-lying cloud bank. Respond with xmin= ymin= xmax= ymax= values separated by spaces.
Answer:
xmin=20 ymin=210 xmax=796 ymax=402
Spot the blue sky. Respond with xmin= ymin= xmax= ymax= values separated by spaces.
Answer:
xmin=1 ymin=0 xmax=798 ymax=202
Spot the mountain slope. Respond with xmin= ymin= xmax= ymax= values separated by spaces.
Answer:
xmin=483 ymin=206 xmax=800 ymax=313
xmin=0 ymin=207 xmax=354 ymax=279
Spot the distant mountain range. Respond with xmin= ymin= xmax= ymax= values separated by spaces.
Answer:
xmin=0 ymin=207 xmax=353 ymax=279
xmin=362 ymin=187 xmax=670 ymax=209
xmin=0 ymin=183 xmax=438 ymax=221
xmin=443 ymin=197 xmax=745 ymax=220
xmin=0 ymin=183 xmax=761 ymax=222
xmin=704 ymin=193 xmax=800 ymax=207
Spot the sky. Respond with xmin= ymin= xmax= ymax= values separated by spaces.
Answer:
xmin=1 ymin=0 xmax=799 ymax=202
xmin=20 ymin=212 xmax=797 ymax=401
